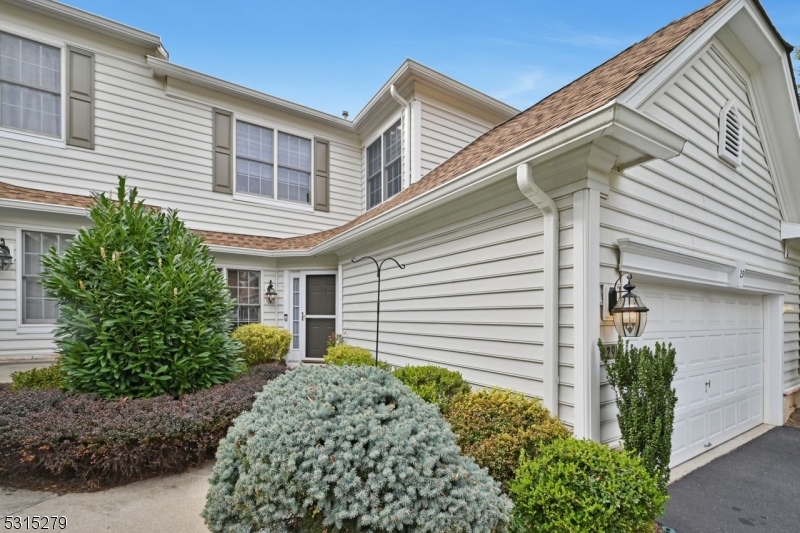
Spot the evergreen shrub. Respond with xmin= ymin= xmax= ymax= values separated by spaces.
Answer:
xmin=444 ymin=389 xmax=570 ymax=488
xmin=323 ymin=344 xmax=389 ymax=370
xmin=510 ymin=439 xmax=666 ymax=533
xmin=11 ymin=362 xmax=63 ymax=391
xmin=203 ymin=365 xmax=512 ymax=532
xmin=231 ymin=323 xmax=291 ymax=366
xmin=41 ymin=177 xmax=242 ymax=398
xmin=392 ymin=365 xmax=471 ymax=411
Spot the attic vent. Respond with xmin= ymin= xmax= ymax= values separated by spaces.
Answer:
xmin=718 ymin=100 xmax=743 ymax=167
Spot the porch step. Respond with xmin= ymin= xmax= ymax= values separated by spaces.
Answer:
xmin=300 ymin=358 xmax=326 ymax=365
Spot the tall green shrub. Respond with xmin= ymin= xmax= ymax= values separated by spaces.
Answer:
xmin=599 ymin=337 xmax=677 ymax=493
xmin=231 ymin=323 xmax=291 ymax=366
xmin=41 ymin=177 xmax=242 ymax=399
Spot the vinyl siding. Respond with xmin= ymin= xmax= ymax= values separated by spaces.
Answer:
xmin=341 ymin=180 xmax=548 ymax=398
xmin=0 ymin=7 xmax=362 ymax=240
xmin=419 ymin=101 xmax=494 ymax=178
xmin=598 ymin=41 xmax=800 ymax=443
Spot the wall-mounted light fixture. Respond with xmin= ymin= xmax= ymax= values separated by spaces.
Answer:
xmin=265 ymin=280 xmax=277 ymax=305
xmin=0 ymin=238 xmax=12 ymax=271
xmin=608 ymin=273 xmax=649 ymax=338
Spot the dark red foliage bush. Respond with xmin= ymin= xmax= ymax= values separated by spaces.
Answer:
xmin=0 ymin=364 xmax=285 ymax=491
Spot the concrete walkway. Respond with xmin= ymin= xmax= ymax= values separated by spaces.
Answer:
xmin=1 ymin=462 xmax=212 ymax=532
xmin=661 ymin=426 xmax=800 ymax=533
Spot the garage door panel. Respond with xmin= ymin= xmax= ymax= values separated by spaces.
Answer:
xmin=637 ymin=283 xmax=763 ymax=466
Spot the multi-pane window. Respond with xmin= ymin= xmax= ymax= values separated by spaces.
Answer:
xmin=236 ymin=120 xmax=312 ymax=204
xmin=366 ymin=120 xmax=402 ymax=209
xmin=22 ymin=231 xmax=71 ymax=323
xmin=0 ymin=32 xmax=61 ymax=138
xmin=227 ymin=269 xmax=261 ymax=328
xmin=292 ymin=277 xmax=300 ymax=349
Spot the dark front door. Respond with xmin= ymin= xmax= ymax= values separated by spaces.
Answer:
xmin=305 ymin=275 xmax=336 ymax=359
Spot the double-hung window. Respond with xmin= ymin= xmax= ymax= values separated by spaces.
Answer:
xmin=225 ymin=268 xmax=261 ymax=329
xmin=236 ymin=121 xmax=312 ymax=204
xmin=0 ymin=31 xmax=61 ymax=138
xmin=21 ymin=231 xmax=71 ymax=324
xmin=366 ymin=120 xmax=402 ymax=210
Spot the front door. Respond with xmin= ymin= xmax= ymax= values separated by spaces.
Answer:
xmin=305 ymin=275 xmax=336 ymax=359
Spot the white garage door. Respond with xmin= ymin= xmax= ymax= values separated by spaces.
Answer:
xmin=631 ymin=284 xmax=764 ymax=466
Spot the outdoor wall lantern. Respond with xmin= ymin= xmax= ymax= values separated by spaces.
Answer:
xmin=0 ymin=238 xmax=12 ymax=271
xmin=608 ymin=273 xmax=649 ymax=338
xmin=265 ymin=280 xmax=277 ymax=305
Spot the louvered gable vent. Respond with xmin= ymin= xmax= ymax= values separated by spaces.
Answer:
xmin=718 ymin=100 xmax=743 ymax=167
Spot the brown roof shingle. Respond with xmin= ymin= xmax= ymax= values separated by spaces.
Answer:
xmin=0 ymin=0 xmax=732 ymax=253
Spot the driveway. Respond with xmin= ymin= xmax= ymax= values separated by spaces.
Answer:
xmin=661 ymin=426 xmax=800 ymax=533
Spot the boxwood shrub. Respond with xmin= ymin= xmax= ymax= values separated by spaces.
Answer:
xmin=392 ymin=365 xmax=471 ymax=411
xmin=203 ymin=365 xmax=512 ymax=532
xmin=444 ymin=389 xmax=571 ymax=489
xmin=0 ymin=364 xmax=285 ymax=492
xmin=11 ymin=362 xmax=63 ymax=391
xmin=510 ymin=439 xmax=666 ymax=533
xmin=231 ymin=323 xmax=291 ymax=366
xmin=323 ymin=343 xmax=389 ymax=370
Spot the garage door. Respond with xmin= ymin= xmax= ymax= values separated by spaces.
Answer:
xmin=630 ymin=284 xmax=764 ymax=466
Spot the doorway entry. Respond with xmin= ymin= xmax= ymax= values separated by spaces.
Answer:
xmin=288 ymin=272 xmax=337 ymax=361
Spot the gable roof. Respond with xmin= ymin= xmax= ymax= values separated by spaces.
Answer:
xmin=0 ymin=0 xmax=736 ymax=253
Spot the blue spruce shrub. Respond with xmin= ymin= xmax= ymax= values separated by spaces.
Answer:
xmin=203 ymin=365 xmax=511 ymax=532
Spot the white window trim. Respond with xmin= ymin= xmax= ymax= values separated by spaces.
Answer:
xmin=216 ymin=265 xmax=265 ymax=328
xmin=15 ymin=226 xmax=76 ymax=334
xmin=0 ymin=22 xmax=67 ymax=146
xmin=365 ymin=115 xmax=403 ymax=210
xmin=232 ymin=115 xmax=315 ymax=209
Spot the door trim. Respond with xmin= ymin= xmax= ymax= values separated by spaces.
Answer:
xmin=285 ymin=269 xmax=338 ymax=363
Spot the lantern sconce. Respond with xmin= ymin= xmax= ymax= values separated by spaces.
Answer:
xmin=0 ymin=238 xmax=12 ymax=271
xmin=265 ymin=280 xmax=277 ymax=305
xmin=607 ymin=273 xmax=649 ymax=338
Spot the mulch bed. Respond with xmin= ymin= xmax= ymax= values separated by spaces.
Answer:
xmin=787 ymin=407 xmax=800 ymax=428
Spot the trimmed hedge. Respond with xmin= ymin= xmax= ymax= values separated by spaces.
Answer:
xmin=510 ymin=439 xmax=666 ymax=533
xmin=231 ymin=324 xmax=291 ymax=366
xmin=0 ymin=364 xmax=285 ymax=491
xmin=11 ymin=363 xmax=63 ymax=391
xmin=324 ymin=344 xmax=389 ymax=370
xmin=204 ymin=365 xmax=511 ymax=532
xmin=392 ymin=365 xmax=471 ymax=411
xmin=445 ymin=389 xmax=571 ymax=489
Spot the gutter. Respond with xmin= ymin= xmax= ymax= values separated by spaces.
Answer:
xmin=390 ymin=85 xmax=414 ymax=189
xmin=516 ymin=162 xmax=559 ymax=414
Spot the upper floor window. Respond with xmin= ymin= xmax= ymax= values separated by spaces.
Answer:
xmin=22 ymin=231 xmax=71 ymax=324
xmin=0 ymin=32 xmax=61 ymax=138
xmin=367 ymin=120 xmax=402 ymax=210
xmin=236 ymin=120 xmax=312 ymax=204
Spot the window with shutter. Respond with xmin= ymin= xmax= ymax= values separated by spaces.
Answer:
xmin=718 ymin=100 xmax=743 ymax=167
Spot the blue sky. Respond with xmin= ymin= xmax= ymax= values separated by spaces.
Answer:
xmin=68 ymin=0 xmax=799 ymax=116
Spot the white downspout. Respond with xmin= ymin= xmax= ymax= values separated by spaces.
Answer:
xmin=517 ymin=162 xmax=559 ymax=415
xmin=390 ymin=84 xmax=412 ymax=190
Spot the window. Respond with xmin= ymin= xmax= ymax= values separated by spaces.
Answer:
xmin=236 ymin=120 xmax=312 ymax=204
xmin=0 ymin=31 xmax=61 ymax=138
xmin=227 ymin=269 xmax=261 ymax=329
xmin=366 ymin=120 xmax=402 ymax=209
xmin=291 ymin=277 xmax=300 ymax=349
xmin=22 ymin=231 xmax=71 ymax=324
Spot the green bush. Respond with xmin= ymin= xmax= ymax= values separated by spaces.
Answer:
xmin=510 ymin=439 xmax=666 ymax=533
xmin=323 ymin=343 xmax=389 ymax=370
xmin=230 ymin=323 xmax=291 ymax=366
xmin=599 ymin=337 xmax=677 ymax=494
xmin=41 ymin=177 xmax=242 ymax=399
xmin=11 ymin=363 xmax=63 ymax=391
xmin=445 ymin=389 xmax=571 ymax=489
xmin=203 ymin=365 xmax=512 ymax=532
xmin=392 ymin=365 xmax=471 ymax=411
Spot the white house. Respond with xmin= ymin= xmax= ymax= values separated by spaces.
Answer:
xmin=0 ymin=0 xmax=798 ymax=466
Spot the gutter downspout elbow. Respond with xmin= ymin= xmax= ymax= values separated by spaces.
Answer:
xmin=517 ymin=162 xmax=559 ymax=415
xmin=390 ymin=84 xmax=413 ymax=189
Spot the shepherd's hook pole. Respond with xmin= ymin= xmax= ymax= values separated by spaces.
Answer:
xmin=351 ymin=256 xmax=405 ymax=366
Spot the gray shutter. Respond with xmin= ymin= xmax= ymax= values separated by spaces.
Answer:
xmin=66 ymin=46 xmax=94 ymax=149
xmin=314 ymin=138 xmax=330 ymax=211
xmin=212 ymin=108 xmax=233 ymax=193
